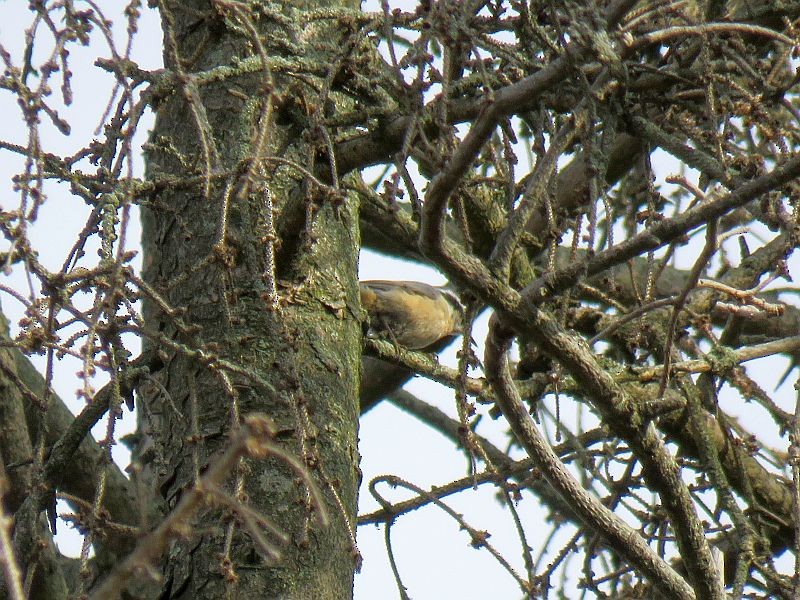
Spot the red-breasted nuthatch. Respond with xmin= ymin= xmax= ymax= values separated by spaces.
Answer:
xmin=360 ymin=280 xmax=463 ymax=350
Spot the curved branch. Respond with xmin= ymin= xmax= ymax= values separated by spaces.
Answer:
xmin=484 ymin=316 xmax=700 ymax=600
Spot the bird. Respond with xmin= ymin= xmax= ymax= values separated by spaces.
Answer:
xmin=359 ymin=280 xmax=464 ymax=350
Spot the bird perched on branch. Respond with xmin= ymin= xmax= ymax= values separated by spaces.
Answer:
xmin=359 ymin=280 xmax=463 ymax=350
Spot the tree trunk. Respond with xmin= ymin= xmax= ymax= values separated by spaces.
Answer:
xmin=138 ymin=1 xmax=361 ymax=597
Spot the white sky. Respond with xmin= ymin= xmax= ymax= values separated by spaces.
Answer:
xmin=0 ymin=1 xmax=797 ymax=598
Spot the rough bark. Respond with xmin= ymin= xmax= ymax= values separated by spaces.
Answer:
xmin=134 ymin=1 xmax=361 ymax=597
